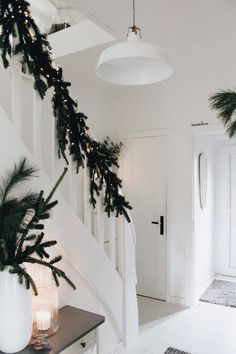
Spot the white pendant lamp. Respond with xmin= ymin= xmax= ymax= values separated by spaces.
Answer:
xmin=96 ymin=0 xmax=174 ymax=85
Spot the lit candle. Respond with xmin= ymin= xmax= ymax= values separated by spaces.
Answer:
xmin=35 ymin=311 xmax=51 ymax=331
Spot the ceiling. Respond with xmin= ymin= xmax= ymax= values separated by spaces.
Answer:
xmin=27 ymin=0 xmax=236 ymax=134
xmin=64 ymin=0 xmax=236 ymax=43
xmin=31 ymin=0 xmax=236 ymax=44
xmin=56 ymin=0 xmax=236 ymax=86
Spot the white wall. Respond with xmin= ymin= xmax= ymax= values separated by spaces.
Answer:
xmin=193 ymin=134 xmax=217 ymax=302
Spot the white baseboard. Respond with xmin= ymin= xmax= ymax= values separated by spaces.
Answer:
xmin=169 ymin=296 xmax=186 ymax=306
xmin=196 ymin=270 xmax=216 ymax=301
xmin=112 ymin=341 xmax=125 ymax=354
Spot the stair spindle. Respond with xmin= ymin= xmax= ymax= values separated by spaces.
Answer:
xmin=83 ymin=164 xmax=92 ymax=231
xmin=33 ymin=91 xmax=43 ymax=166
xmin=11 ymin=56 xmax=22 ymax=134
xmin=108 ymin=215 xmax=116 ymax=266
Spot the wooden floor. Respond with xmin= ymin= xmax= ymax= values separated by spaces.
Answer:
xmin=121 ymin=295 xmax=236 ymax=354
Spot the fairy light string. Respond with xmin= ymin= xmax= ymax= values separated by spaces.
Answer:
xmin=0 ymin=0 xmax=132 ymax=221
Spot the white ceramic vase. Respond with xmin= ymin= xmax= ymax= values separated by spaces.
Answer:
xmin=0 ymin=268 xmax=33 ymax=353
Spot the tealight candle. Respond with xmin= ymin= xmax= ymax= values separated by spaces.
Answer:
xmin=35 ymin=310 xmax=51 ymax=331
xmin=32 ymin=285 xmax=59 ymax=338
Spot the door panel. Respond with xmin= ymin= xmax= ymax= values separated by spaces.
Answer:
xmin=123 ymin=136 xmax=167 ymax=300
xmin=230 ymin=153 xmax=236 ymax=269
xmin=218 ymin=145 xmax=236 ymax=276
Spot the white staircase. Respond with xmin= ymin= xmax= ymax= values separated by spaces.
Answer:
xmin=0 ymin=58 xmax=138 ymax=353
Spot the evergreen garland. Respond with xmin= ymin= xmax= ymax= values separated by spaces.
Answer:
xmin=0 ymin=0 xmax=132 ymax=221
xmin=210 ymin=90 xmax=236 ymax=137
xmin=100 ymin=137 xmax=123 ymax=167
xmin=0 ymin=158 xmax=76 ymax=295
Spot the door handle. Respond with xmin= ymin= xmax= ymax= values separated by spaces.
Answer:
xmin=151 ymin=216 xmax=164 ymax=235
xmin=160 ymin=216 xmax=164 ymax=236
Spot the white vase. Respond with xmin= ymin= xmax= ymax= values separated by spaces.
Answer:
xmin=0 ymin=268 xmax=33 ymax=353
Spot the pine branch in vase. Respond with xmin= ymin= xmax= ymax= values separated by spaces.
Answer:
xmin=0 ymin=158 xmax=76 ymax=295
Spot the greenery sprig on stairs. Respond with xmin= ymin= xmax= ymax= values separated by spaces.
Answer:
xmin=0 ymin=158 xmax=76 ymax=295
xmin=0 ymin=0 xmax=132 ymax=221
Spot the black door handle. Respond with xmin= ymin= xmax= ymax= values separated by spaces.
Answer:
xmin=151 ymin=216 xmax=164 ymax=235
xmin=160 ymin=216 xmax=164 ymax=235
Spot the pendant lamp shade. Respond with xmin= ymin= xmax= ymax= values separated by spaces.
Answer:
xmin=96 ymin=35 xmax=174 ymax=85
xmin=96 ymin=0 xmax=174 ymax=86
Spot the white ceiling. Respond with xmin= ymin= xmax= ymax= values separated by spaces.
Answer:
xmin=47 ymin=0 xmax=236 ymax=136
xmin=57 ymin=0 xmax=236 ymax=85
xmin=30 ymin=0 xmax=236 ymax=58
xmin=65 ymin=0 xmax=236 ymax=43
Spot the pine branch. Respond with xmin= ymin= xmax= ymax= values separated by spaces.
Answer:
xmin=0 ymin=239 xmax=8 ymax=261
xmin=227 ymin=120 xmax=236 ymax=138
xmin=15 ymin=191 xmax=45 ymax=258
xmin=210 ymin=90 xmax=236 ymax=137
xmin=0 ymin=157 xmax=37 ymax=203
xmin=0 ymin=158 xmax=75 ymax=294
xmin=50 ymin=255 xmax=62 ymax=264
xmin=9 ymin=265 xmax=38 ymax=295
xmin=45 ymin=167 xmax=68 ymax=204
xmin=34 ymin=79 xmax=47 ymax=99
xmin=25 ymin=256 xmax=76 ymax=291
xmin=16 ymin=168 xmax=67 ymax=258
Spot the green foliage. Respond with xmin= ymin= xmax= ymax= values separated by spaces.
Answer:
xmin=100 ymin=137 xmax=123 ymax=168
xmin=0 ymin=158 xmax=76 ymax=295
xmin=0 ymin=0 xmax=132 ymax=221
xmin=210 ymin=90 xmax=236 ymax=137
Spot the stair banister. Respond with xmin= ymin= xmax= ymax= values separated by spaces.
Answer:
xmin=6 ymin=56 xmax=138 ymax=349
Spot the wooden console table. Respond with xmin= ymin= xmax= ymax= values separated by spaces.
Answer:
xmin=0 ymin=306 xmax=105 ymax=354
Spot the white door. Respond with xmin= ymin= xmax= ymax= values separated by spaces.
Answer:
xmin=217 ymin=144 xmax=236 ymax=276
xmin=123 ymin=135 xmax=167 ymax=300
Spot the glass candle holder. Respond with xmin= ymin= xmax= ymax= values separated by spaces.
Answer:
xmin=32 ymin=286 xmax=59 ymax=338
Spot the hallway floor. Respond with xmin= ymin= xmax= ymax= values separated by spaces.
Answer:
xmin=121 ymin=296 xmax=236 ymax=354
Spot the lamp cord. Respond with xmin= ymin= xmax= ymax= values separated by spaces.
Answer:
xmin=133 ymin=0 xmax=136 ymax=27
xmin=129 ymin=0 xmax=141 ymax=36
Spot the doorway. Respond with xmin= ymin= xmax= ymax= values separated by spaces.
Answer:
xmin=192 ymin=132 xmax=236 ymax=308
xmin=122 ymin=134 xmax=168 ymax=301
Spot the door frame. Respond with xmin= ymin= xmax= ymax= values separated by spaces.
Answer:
xmin=121 ymin=129 xmax=172 ymax=303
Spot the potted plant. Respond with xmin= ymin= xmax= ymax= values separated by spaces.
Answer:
xmin=0 ymin=158 xmax=75 ymax=353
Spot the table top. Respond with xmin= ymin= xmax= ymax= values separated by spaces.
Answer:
xmin=0 ymin=306 xmax=105 ymax=354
